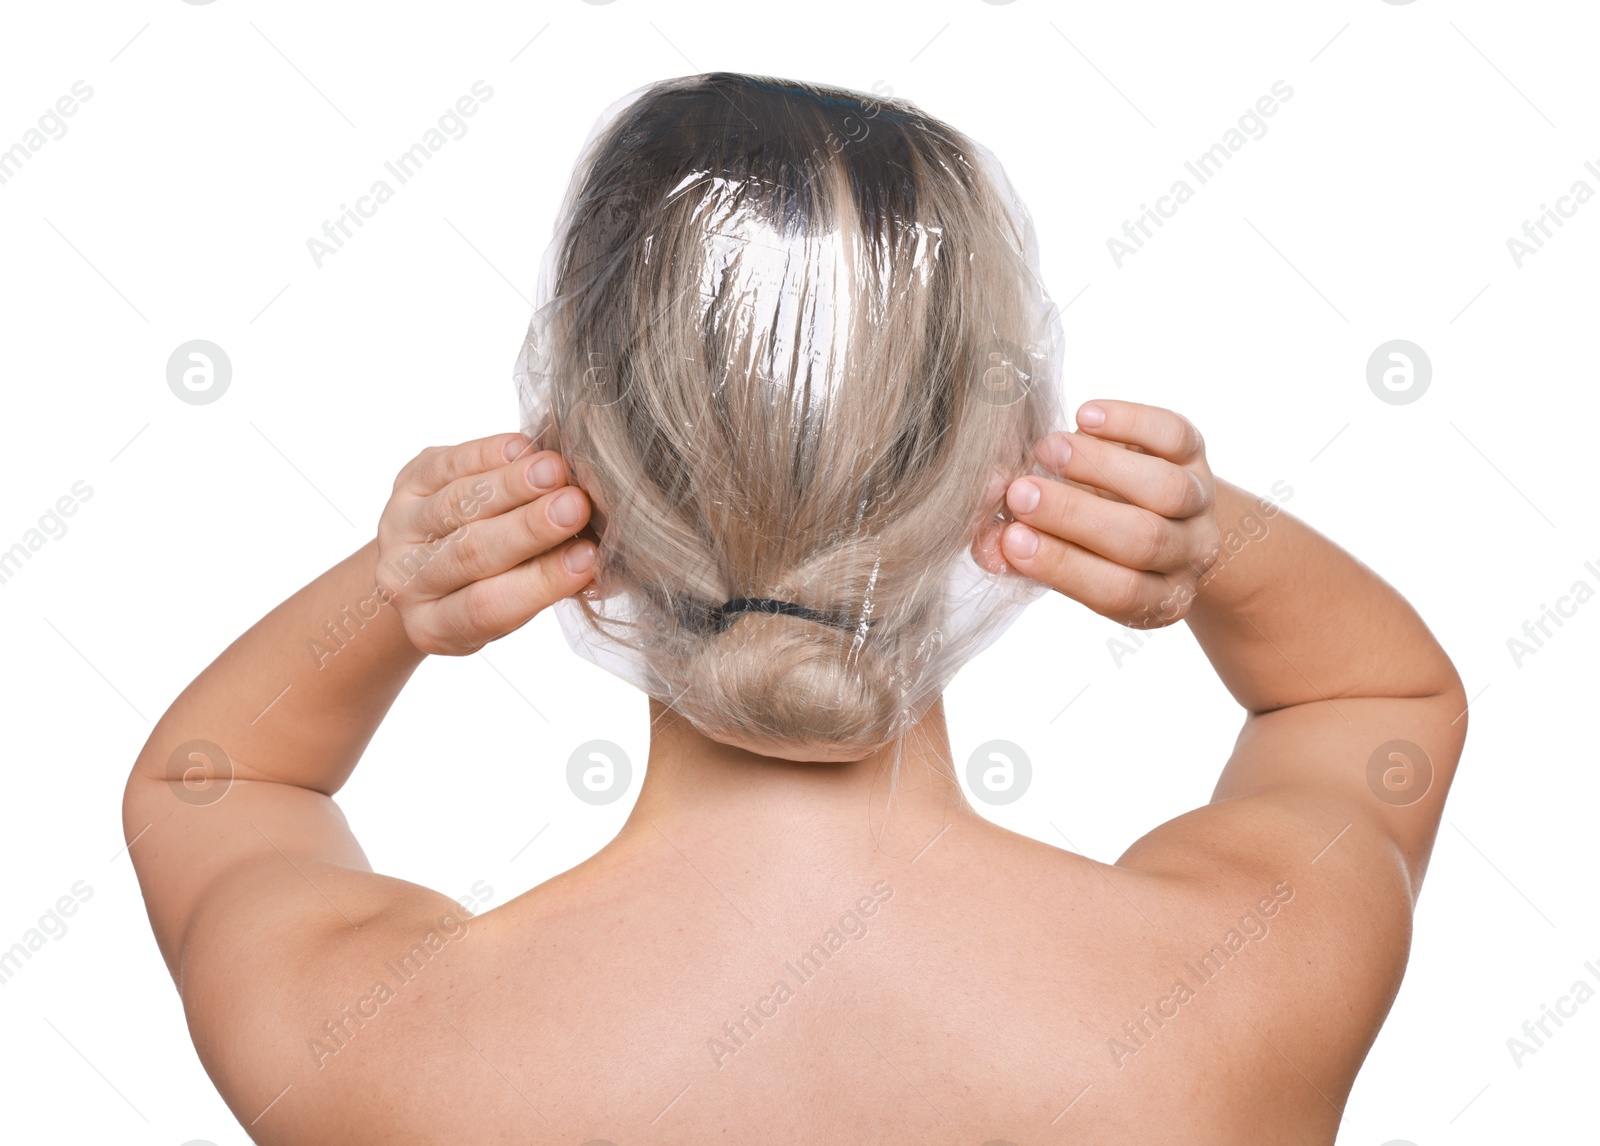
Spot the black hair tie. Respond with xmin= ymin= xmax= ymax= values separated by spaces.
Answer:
xmin=716 ymin=597 xmax=863 ymax=633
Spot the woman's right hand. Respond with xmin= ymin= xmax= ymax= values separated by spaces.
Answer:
xmin=998 ymin=399 xmax=1222 ymax=629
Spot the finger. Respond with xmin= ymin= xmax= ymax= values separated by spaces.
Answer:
xmin=407 ymin=486 xmax=591 ymax=594
xmin=1006 ymin=475 xmax=1194 ymax=573
xmin=971 ymin=518 xmax=1010 ymax=575
xmin=998 ymin=520 xmax=1170 ymax=620
xmin=1033 ymin=431 xmax=1210 ymax=519
xmin=428 ymin=537 xmax=597 ymax=649
xmin=396 ymin=433 xmax=534 ymax=498
xmin=402 ymin=451 xmax=569 ymax=542
xmin=1074 ymin=400 xmax=1205 ymax=465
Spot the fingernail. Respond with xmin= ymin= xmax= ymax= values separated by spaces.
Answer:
xmin=1042 ymin=433 xmax=1072 ymax=471
xmin=504 ymin=435 xmax=532 ymax=462
xmin=1003 ymin=523 xmax=1039 ymax=559
xmin=1008 ymin=478 xmax=1041 ymax=514
xmin=530 ymin=456 xmax=562 ymax=488
xmin=1078 ymin=404 xmax=1105 ymax=428
xmin=549 ymin=489 xmax=584 ymax=526
xmin=563 ymin=540 xmax=596 ymax=574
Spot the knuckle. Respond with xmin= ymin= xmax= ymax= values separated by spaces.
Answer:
xmin=402 ymin=446 xmax=442 ymax=490
xmin=407 ymin=623 xmax=449 ymax=657
xmin=1045 ymin=486 xmax=1078 ymax=536
xmin=1156 ymin=469 xmax=1195 ymax=516
xmin=1178 ymin=416 xmax=1204 ymax=458
xmin=1135 ymin=514 xmax=1167 ymax=568
xmin=526 ymin=558 xmax=564 ymax=607
xmin=460 ymin=586 xmax=502 ymax=636
xmin=1050 ymin=483 xmax=1075 ymax=524
xmin=1105 ymin=570 xmax=1145 ymax=616
xmin=1065 ymin=485 xmax=1102 ymax=528
xmin=396 ymin=458 xmax=422 ymax=493
xmin=444 ymin=482 xmax=490 ymax=532
xmin=450 ymin=522 xmax=486 ymax=570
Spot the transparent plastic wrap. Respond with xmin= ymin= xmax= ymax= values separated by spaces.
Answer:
xmin=513 ymin=73 xmax=1068 ymax=762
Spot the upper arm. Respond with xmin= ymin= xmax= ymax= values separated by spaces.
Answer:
xmin=122 ymin=765 xmax=382 ymax=980
xmin=121 ymin=756 xmax=468 ymax=1134
xmin=1111 ymin=685 xmax=1468 ymax=1077
xmin=1119 ymin=674 xmax=1468 ymax=896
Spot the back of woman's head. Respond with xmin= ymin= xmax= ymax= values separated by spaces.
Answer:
xmin=514 ymin=72 xmax=1066 ymax=762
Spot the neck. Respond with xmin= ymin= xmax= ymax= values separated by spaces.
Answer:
xmin=615 ymin=696 xmax=976 ymax=859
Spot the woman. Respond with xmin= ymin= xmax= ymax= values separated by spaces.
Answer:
xmin=125 ymin=74 xmax=1466 ymax=1143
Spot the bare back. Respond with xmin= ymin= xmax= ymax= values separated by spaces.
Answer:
xmin=190 ymin=801 xmax=1408 ymax=1145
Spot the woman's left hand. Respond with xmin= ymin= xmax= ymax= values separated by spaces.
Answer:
xmin=374 ymin=433 xmax=596 ymax=656
xmin=995 ymin=400 xmax=1223 ymax=629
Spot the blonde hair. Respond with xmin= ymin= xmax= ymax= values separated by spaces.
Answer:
xmin=515 ymin=73 xmax=1064 ymax=762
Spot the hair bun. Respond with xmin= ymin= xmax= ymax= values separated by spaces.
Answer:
xmin=678 ymin=611 xmax=904 ymax=761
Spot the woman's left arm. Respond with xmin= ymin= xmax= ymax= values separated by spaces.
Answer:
xmin=122 ymin=431 xmax=595 ymax=978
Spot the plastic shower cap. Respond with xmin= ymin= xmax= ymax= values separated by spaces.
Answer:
xmin=513 ymin=72 xmax=1068 ymax=762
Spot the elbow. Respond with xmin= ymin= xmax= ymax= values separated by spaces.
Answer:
xmin=1409 ymin=621 xmax=1469 ymax=720
xmin=1431 ymin=646 xmax=1469 ymax=729
xmin=122 ymin=730 xmax=175 ymax=857
xmin=121 ymin=759 xmax=157 ymax=860
xmin=1423 ymin=651 xmax=1471 ymax=799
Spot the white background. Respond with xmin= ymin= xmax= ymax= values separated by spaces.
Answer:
xmin=0 ymin=1 xmax=1594 ymax=1142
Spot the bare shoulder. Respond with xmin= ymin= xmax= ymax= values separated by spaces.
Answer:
xmin=185 ymin=846 xmax=663 ymax=1143
xmin=1091 ymin=788 xmax=1418 ymax=1121
xmin=1088 ymin=687 xmax=1467 ymax=1109
xmin=944 ymin=821 xmax=1403 ymax=1140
